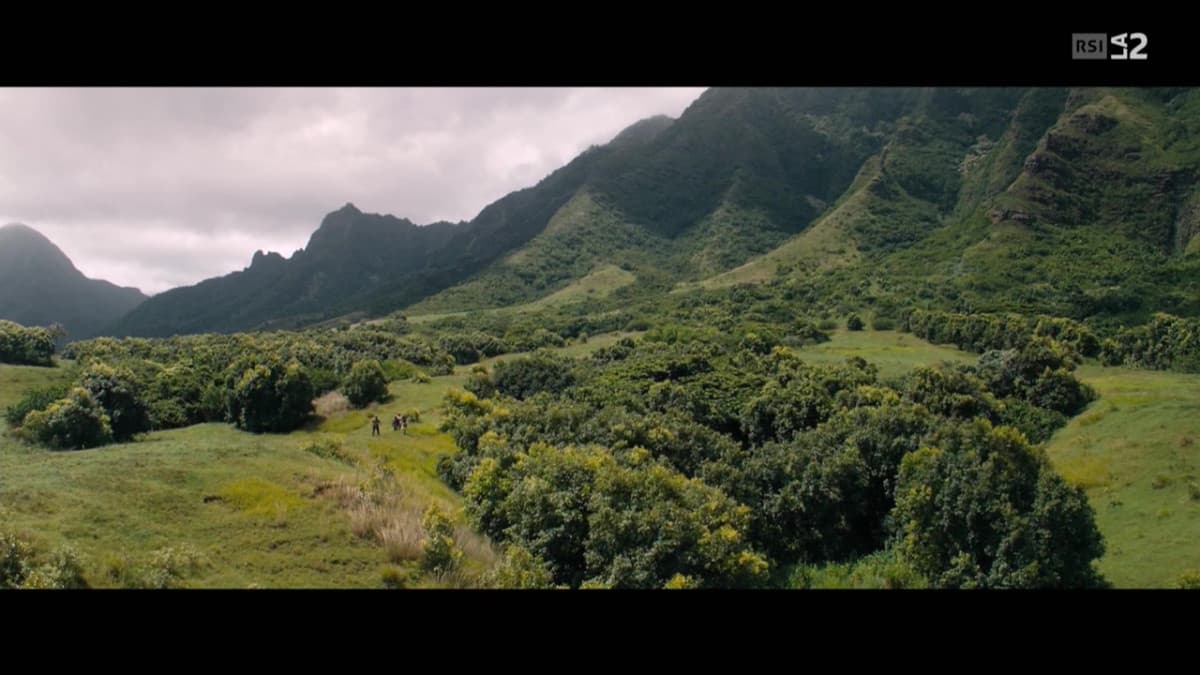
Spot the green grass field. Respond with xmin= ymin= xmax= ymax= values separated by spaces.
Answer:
xmin=795 ymin=329 xmax=973 ymax=379
xmin=3 ymin=328 xmax=1197 ymax=588
xmin=1043 ymin=366 xmax=1200 ymax=588
xmin=0 ymin=358 xmax=484 ymax=588
xmin=0 ymin=360 xmax=75 ymax=410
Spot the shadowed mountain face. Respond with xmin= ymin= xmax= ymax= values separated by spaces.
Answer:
xmin=0 ymin=223 xmax=147 ymax=339
xmin=111 ymin=87 xmax=1200 ymax=337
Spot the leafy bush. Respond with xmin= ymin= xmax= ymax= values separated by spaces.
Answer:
xmin=1100 ymin=313 xmax=1200 ymax=373
xmin=303 ymin=439 xmax=356 ymax=466
xmin=485 ymin=545 xmax=556 ymax=589
xmin=21 ymin=387 xmax=114 ymax=450
xmin=0 ymin=320 xmax=56 ymax=366
xmin=137 ymin=545 xmax=207 ymax=589
xmin=343 ymin=359 xmax=389 ymax=408
xmin=380 ymin=359 xmax=418 ymax=381
xmin=846 ymin=314 xmax=864 ymax=331
xmin=1 ymin=531 xmax=34 ymax=588
xmin=225 ymin=357 xmax=315 ymax=433
xmin=148 ymin=398 xmax=189 ymax=430
xmin=4 ymin=382 xmax=69 ymax=428
xmin=997 ymin=398 xmax=1068 ymax=444
xmin=904 ymin=309 xmax=1101 ymax=358
xmin=20 ymin=545 xmax=89 ymax=589
xmin=420 ymin=504 xmax=462 ymax=575
xmin=78 ymin=362 xmax=151 ymax=442
xmin=308 ymin=367 xmax=341 ymax=395
xmin=787 ymin=319 xmax=831 ymax=346
xmin=1 ymin=533 xmax=89 ymax=589
xmin=488 ymin=350 xmax=576 ymax=400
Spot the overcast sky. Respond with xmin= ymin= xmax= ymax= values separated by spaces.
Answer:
xmin=0 ymin=88 xmax=705 ymax=294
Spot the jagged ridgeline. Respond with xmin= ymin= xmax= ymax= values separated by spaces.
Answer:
xmin=110 ymin=87 xmax=1200 ymax=337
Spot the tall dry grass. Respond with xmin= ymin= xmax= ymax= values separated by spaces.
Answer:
xmin=319 ymin=466 xmax=497 ymax=575
xmin=314 ymin=391 xmax=351 ymax=418
xmin=324 ymin=472 xmax=426 ymax=563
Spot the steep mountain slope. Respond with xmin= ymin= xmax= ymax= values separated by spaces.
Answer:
xmin=0 ymin=224 xmax=147 ymax=338
xmin=411 ymin=88 xmax=932 ymax=313
xmin=689 ymin=87 xmax=1200 ymax=327
xmin=114 ymin=87 xmax=1200 ymax=336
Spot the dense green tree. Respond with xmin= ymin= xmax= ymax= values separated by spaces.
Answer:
xmin=225 ymin=357 xmax=314 ymax=433
xmin=342 ymin=359 xmax=389 ymax=408
xmin=584 ymin=458 xmax=769 ymax=588
xmin=420 ymin=504 xmax=463 ymax=575
xmin=487 ymin=350 xmax=576 ymax=400
xmin=0 ymin=320 xmax=56 ymax=366
xmin=891 ymin=419 xmax=1105 ymax=588
xmin=487 ymin=444 xmax=599 ymax=587
xmin=20 ymin=387 xmax=113 ymax=450
xmin=485 ymin=545 xmax=556 ymax=589
xmin=4 ymin=382 xmax=69 ymax=428
xmin=901 ymin=364 xmax=1000 ymax=421
xmin=741 ymin=376 xmax=835 ymax=444
xmin=78 ymin=362 xmax=151 ymax=442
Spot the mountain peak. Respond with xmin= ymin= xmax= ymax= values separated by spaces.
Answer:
xmin=251 ymin=249 xmax=284 ymax=263
xmin=0 ymin=224 xmax=147 ymax=338
xmin=0 ymin=222 xmax=75 ymax=269
xmin=1 ymin=222 xmax=54 ymax=243
xmin=608 ymin=115 xmax=675 ymax=147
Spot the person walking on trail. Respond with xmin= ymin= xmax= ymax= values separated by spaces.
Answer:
xmin=400 ymin=414 xmax=408 ymax=435
xmin=392 ymin=414 xmax=401 ymax=432
xmin=370 ymin=415 xmax=381 ymax=436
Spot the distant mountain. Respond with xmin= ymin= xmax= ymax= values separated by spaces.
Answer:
xmin=0 ymin=223 xmax=147 ymax=339
xmin=110 ymin=115 xmax=668 ymax=337
xmin=113 ymin=87 xmax=1200 ymax=337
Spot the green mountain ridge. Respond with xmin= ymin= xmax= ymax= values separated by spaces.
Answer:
xmin=109 ymin=87 xmax=1200 ymax=337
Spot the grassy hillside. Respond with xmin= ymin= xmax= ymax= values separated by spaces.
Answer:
xmin=0 ymin=334 xmax=633 ymax=588
xmin=0 ymin=362 xmax=478 ymax=588
xmin=0 ymin=361 xmax=75 ymax=410
xmin=1044 ymin=365 xmax=1200 ymax=588
xmin=793 ymin=329 xmax=972 ymax=378
xmin=398 ymin=267 xmax=635 ymax=327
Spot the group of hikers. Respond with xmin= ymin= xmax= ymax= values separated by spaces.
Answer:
xmin=370 ymin=412 xmax=409 ymax=436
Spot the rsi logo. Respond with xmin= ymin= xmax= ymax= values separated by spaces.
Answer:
xmin=1073 ymin=32 xmax=1149 ymax=60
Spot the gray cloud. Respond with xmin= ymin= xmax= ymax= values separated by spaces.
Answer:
xmin=0 ymin=87 xmax=705 ymax=294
